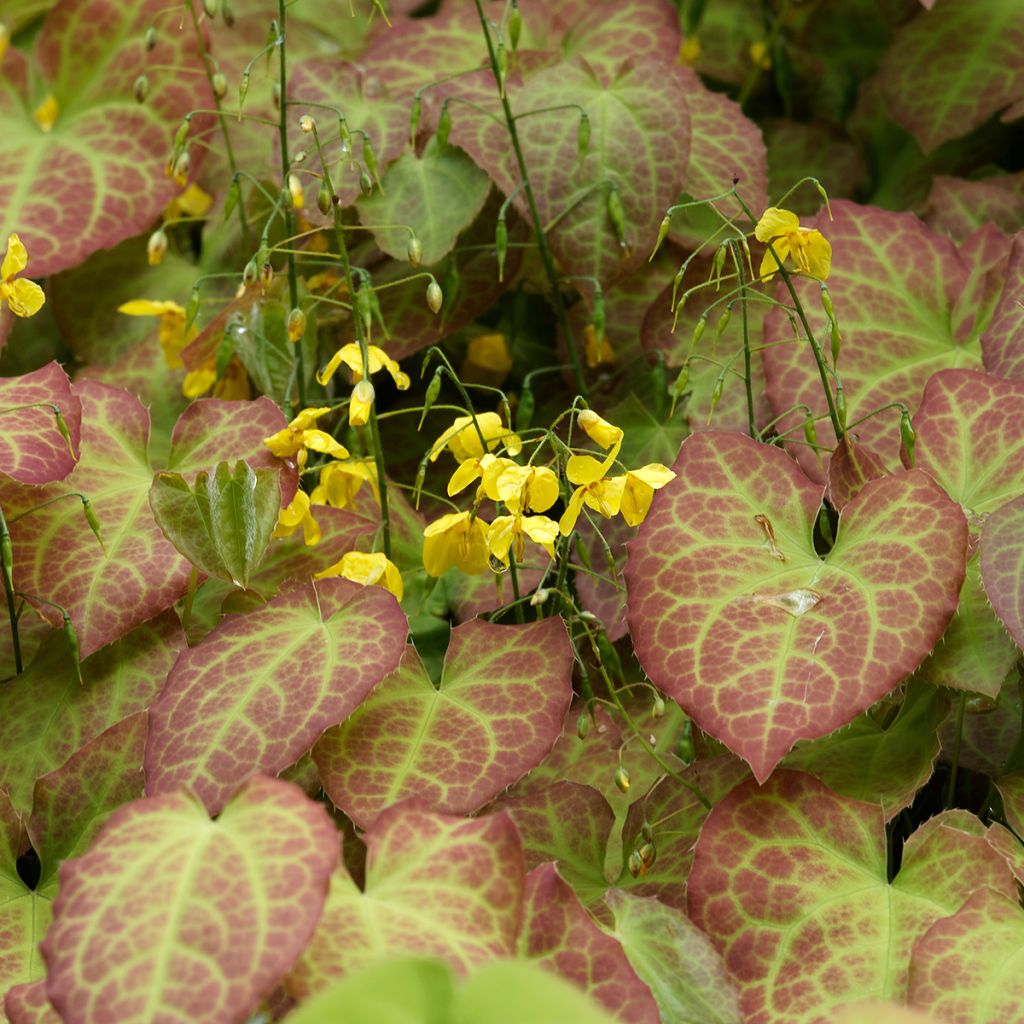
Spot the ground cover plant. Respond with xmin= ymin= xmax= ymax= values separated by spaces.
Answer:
xmin=0 ymin=0 xmax=1022 ymax=1020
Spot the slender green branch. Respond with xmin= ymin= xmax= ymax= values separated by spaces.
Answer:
xmin=0 ymin=507 xmax=22 ymax=675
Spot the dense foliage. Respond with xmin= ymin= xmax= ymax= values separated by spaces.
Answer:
xmin=0 ymin=0 xmax=1023 ymax=1021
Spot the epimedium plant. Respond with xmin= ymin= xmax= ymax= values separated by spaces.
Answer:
xmin=0 ymin=0 xmax=1022 ymax=1022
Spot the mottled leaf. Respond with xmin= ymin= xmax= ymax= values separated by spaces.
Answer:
xmin=908 ymin=886 xmax=1024 ymax=1023
xmin=924 ymin=173 xmax=1024 ymax=243
xmin=519 ymin=864 xmax=659 ymax=1023
xmin=996 ymin=772 xmax=1024 ymax=837
xmin=688 ymin=772 xmax=1021 ymax=1021
xmin=0 ymin=362 xmax=81 ymax=485
xmin=287 ymin=806 xmax=524 ymax=995
xmin=149 ymin=460 xmax=281 ymax=589
xmin=4 ymin=979 xmax=60 ymax=1024
xmin=41 ymin=776 xmax=339 ymax=1024
xmin=0 ymin=613 xmax=183 ymax=814
xmin=0 ymin=0 xmax=211 ymax=275
xmin=314 ymin=618 xmax=573 ymax=827
xmin=944 ymin=667 xmax=1023 ymax=778
xmin=980 ymin=232 xmax=1024 ymax=379
xmin=825 ymin=436 xmax=888 ymax=511
xmin=626 ymin=432 xmax=967 ymax=780
xmin=980 ymin=492 xmax=1024 ymax=650
xmin=874 ymin=0 xmax=1024 ymax=153
xmin=604 ymin=889 xmax=742 ymax=1024
xmin=146 ymin=577 xmax=407 ymax=814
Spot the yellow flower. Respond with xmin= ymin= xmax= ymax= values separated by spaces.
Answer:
xmin=578 ymin=409 xmax=623 ymax=450
xmin=749 ymin=41 xmax=771 ymax=69
xmin=490 ymin=463 xmax=560 ymax=514
xmin=182 ymin=358 xmax=251 ymax=401
xmin=0 ymin=24 xmax=9 ymax=62
xmin=754 ymin=207 xmax=831 ymax=282
xmin=33 ymin=95 xmax=58 ymax=132
xmin=264 ymin=407 xmax=349 ymax=469
xmin=318 ymin=343 xmax=410 ymax=390
xmin=584 ymin=325 xmax=615 ymax=368
xmin=447 ymin=453 xmax=508 ymax=498
xmin=429 ymin=412 xmax=522 ymax=463
xmin=677 ymin=35 xmax=702 ymax=65
xmin=487 ymin=513 xmax=559 ymax=567
xmin=314 ymin=551 xmax=403 ymax=601
xmin=311 ymin=460 xmax=378 ymax=509
xmin=619 ymin=464 xmax=676 ymax=527
xmin=461 ymin=332 xmax=513 ymax=383
xmin=1 ymin=234 xmax=45 ymax=318
xmin=288 ymin=173 xmax=304 ymax=210
xmin=118 ymin=299 xmax=194 ymax=368
xmin=422 ymin=511 xmax=490 ymax=577
xmin=163 ymin=182 xmax=213 ymax=222
xmin=558 ymin=455 xmax=627 ymax=536
xmin=273 ymin=490 xmax=321 ymax=546
xmin=349 ymin=380 xmax=374 ymax=427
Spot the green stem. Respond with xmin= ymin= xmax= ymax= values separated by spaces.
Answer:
xmin=276 ymin=0 xmax=307 ymax=408
xmin=0 ymin=507 xmax=22 ymax=675
xmin=734 ymin=244 xmax=757 ymax=439
xmin=471 ymin=0 xmax=588 ymax=399
xmin=945 ymin=691 xmax=967 ymax=810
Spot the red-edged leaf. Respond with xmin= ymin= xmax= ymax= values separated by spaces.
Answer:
xmin=981 ymin=232 xmax=1024 ymax=379
xmin=924 ymin=173 xmax=1024 ymax=243
xmin=41 ymin=776 xmax=339 ymax=1024
xmin=0 ymin=0 xmax=212 ymax=275
xmin=825 ymin=436 xmax=888 ymax=510
xmin=604 ymin=889 xmax=743 ymax=1024
xmin=314 ymin=618 xmax=573 ymax=826
xmin=626 ymin=432 xmax=967 ymax=780
xmin=944 ymin=667 xmax=1022 ymax=778
xmin=0 ymin=613 xmax=183 ymax=814
xmin=520 ymin=863 xmax=659 ymax=1023
xmin=996 ymin=773 xmax=1024 ymax=837
xmin=4 ymin=980 xmax=60 ymax=1024
xmin=874 ymin=0 xmax=1024 ymax=153
xmin=688 ymin=772 xmax=1021 ymax=1021
xmin=0 ymin=383 xmax=290 ymax=657
xmin=908 ymin=887 xmax=1024 ymax=1023
xmin=146 ymin=577 xmax=407 ymax=814
xmin=981 ymin=493 xmax=1024 ymax=649
xmin=0 ymin=363 xmax=81 ymax=485
xmin=762 ymin=202 xmax=990 ymax=479
xmin=286 ymin=806 xmax=524 ymax=996
xmin=27 ymin=713 xmax=148 ymax=887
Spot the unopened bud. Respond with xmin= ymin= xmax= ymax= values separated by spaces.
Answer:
xmin=222 ymin=0 xmax=235 ymax=26
xmin=271 ymin=82 xmax=281 ymax=110
xmin=145 ymin=26 xmax=157 ymax=51
xmin=900 ymin=409 xmax=916 ymax=466
xmin=831 ymin=321 xmax=841 ymax=367
xmin=202 ymin=0 xmax=218 ymax=17
xmin=287 ymin=307 xmax=306 ymax=343
xmin=242 ymin=258 xmax=258 ymax=287
xmin=508 ymin=0 xmax=522 ymax=50
xmin=184 ymin=285 xmax=201 ymax=331
xmin=147 ymin=229 xmax=167 ymax=266
xmin=260 ymin=262 xmax=273 ymax=291
xmin=652 ymin=695 xmax=665 ymax=719
xmin=530 ymin=587 xmax=549 ymax=607
xmin=576 ymin=712 xmax=590 ymax=740
xmin=349 ymin=380 xmax=375 ymax=427
xmin=614 ymin=765 xmax=630 ymax=794
xmin=803 ymin=413 xmax=818 ymax=452
xmin=437 ymin=103 xmax=451 ymax=148
xmin=820 ymin=282 xmax=835 ymax=322
xmin=495 ymin=215 xmax=508 ymax=281
xmin=173 ymin=118 xmax=189 ymax=152
xmin=288 ymin=173 xmax=304 ymax=209
xmin=173 ymin=151 xmax=190 ymax=186
xmin=299 ymin=114 xmax=316 ymax=133
xmin=671 ymin=363 xmax=690 ymax=402
xmin=212 ymin=72 xmax=227 ymax=99
xmin=81 ymin=497 xmax=104 ymax=552
xmin=606 ymin=186 xmax=627 ymax=249
xmin=359 ymin=168 xmax=373 ymax=196
xmin=650 ymin=213 xmax=671 ymax=260
xmin=496 ymin=42 xmax=508 ymax=96
xmin=426 ymin=279 xmax=443 ymax=314
xmin=363 ymin=137 xmax=381 ymax=188
xmin=63 ymin=613 xmax=83 ymax=685
xmin=134 ymin=74 xmax=149 ymax=104
xmin=238 ymin=71 xmax=250 ymax=115
xmin=677 ymin=717 xmax=694 ymax=764
xmin=317 ymin=185 xmax=333 ymax=215
xmin=691 ymin=314 xmax=707 ymax=348
xmin=835 ymin=383 xmax=847 ymax=431
xmin=418 ymin=368 xmax=443 ymax=428
xmin=715 ymin=305 xmax=732 ymax=340
xmin=407 ymin=234 xmax=422 ymax=266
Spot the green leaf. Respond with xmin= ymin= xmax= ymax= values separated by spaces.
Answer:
xmin=357 ymin=138 xmax=492 ymax=267
xmin=150 ymin=460 xmax=280 ymax=590
xmin=40 ymin=776 xmax=340 ymax=1024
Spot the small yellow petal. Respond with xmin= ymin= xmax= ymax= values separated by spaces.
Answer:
xmin=302 ymin=429 xmax=350 ymax=460
xmin=566 ymin=454 xmax=608 ymax=486
xmin=758 ymin=236 xmax=790 ymax=282
xmin=520 ymin=515 xmax=559 ymax=558
xmin=349 ymin=380 xmax=374 ymax=427
xmin=118 ymin=299 xmax=185 ymax=318
xmin=33 ymin=94 xmax=58 ymax=133
xmin=4 ymin=278 xmax=44 ymax=318
xmin=2 ymin=233 xmax=29 ymax=280
xmin=558 ymin=487 xmax=588 ymax=537
xmin=182 ymin=367 xmax=216 ymax=398
xmin=754 ymin=207 xmax=800 ymax=243
xmin=316 ymin=349 xmax=346 ymax=387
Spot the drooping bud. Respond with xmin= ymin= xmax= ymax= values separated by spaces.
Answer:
xmin=260 ymin=261 xmax=273 ymax=291
xmin=212 ymin=72 xmax=227 ymax=99
xmin=900 ymin=408 xmax=916 ymax=466
xmin=496 ymin=42 xmax=508 ymax=97
xmin=803 ymin=412 xmax=818 ymax=452
xmin=530 ymin=588 xmax=549 ymax=607
xmin=714 ymin=304 xmax=732 ymax=341
xmin=238 ymin=71 xmax=250 ymax=117
xmin=419 ymin=368 xmax=443 ymax=428
xmin=222 ymin=0 xmax=235 ymax=26
xmin=299 ymin=113 xmax=316 ymax=134
xmin=202 ymin=0 xmax=218 ymax=17
xmin=363 ymin=137 xmax=381 ymax=189
xmin=671 ymin=363 xmax=690 ymax=404
xmin=606 ymin=185 xmax=627 ymax=250
xmin=409 ymin=94 xmax=421 ymax=146
xmin=706 ymin=372 xmax=725 ymax=424
xmin=576 ymin=712 xmax=591 ymax=741
xmin=147 ymin=228 xmax=167 ymax=266
xmin=145 ymin=26 xmax=157 ymax=51
xmin=81 ymin=497 xmax=104 ymax=552
xmin=172 ymin=151 xmax=190 ymax=186
xmin=495 ymin=214 xmax=508 ymax=281
xmin=426 ymin=279 xmax=443 ymax=314
xmin=317 ymin=184 xmax=333 ymax=216
xmin=349 ymin=380 xmax=375 ymax=427
xmin=835 ymin=382 xmax=847 ymax=432
xmin=242 ymin=258 xmax=258 ymax=287
xmin=437 ymin=103 xmax=452 ymax=149
xmin=677 ymin=716 xmax=694 ymax=764
xmin=287 ymin=307 xmax=306 ymax=343
xmin=288 ymin=173 xmax=304 ymax=209
xmin=650 ymin=213 xmax=671 ymax=261
xmin=831 ymin=320 xmax=842 ymax=368
xmin=407 ymin=234 xmax=422 ymax=266
xmin=134 ymin=74 xmax=149 ymax=104
xmin=173 ymin=118 xmax=190 ymax=153
xmin=652 ymin=695 xmax=666 ymax=719
xmin=53 ymin=409 xmax=75 ymax=457
xmin=691 ymin=313 xmax=707 ymax=348
xmin=63 ymin=613 xmax=84 ymax=685
xmin=577 ymin=111 xmax=590 ymax=169
xmin=508 ymin=0 xmax=522 ymax=50
xmin=359 ymin=169 xmax=373 ymax=197
xmin=711 ymin=242 xmax=728 ymax=287
xmin=614 ymin=765 xmax=631 ymax=794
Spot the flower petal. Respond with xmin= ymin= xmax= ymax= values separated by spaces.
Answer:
xmin=753 ymin=206 xmax=800 ymax=243
xmin=1 ymin=233 xmax=28 ymax=281
xmin=4 ymin=278 xmax=44 ymax=318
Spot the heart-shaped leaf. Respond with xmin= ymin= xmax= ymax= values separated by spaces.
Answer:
xmin=687 ymin=771 xmax=1022 ymax=1021
xmin=313 ymin=617 xmax=573 ymax=827
xmin=519 ymin=863 xmax=659 ymax=1023
xmin=980 ymin=232 xmax=1024 ymax=379
xmin=0 ymin=613 xmax=183 ymax=813
xmin=996 ymin=773 xmax=1024 ymax=836
xmin=980 ymin=493 xmax=1024 ymax=650
xmin=0 ymin=0 xmax=211 ymax=275
xmin=924 ymin=173 xmax=1024 ymax=243
xmin=4 ymin=979 xmax=59 ymax=1024
xmin=0 ymin=362 xmax=81 ymax=485
xmin=150 ymin=460 xmax=281 ymax=589
xmin=287 ymin=806 xmax=524 ymax=996
xmin=146 ymin=577 xmax=407 ymax=814
xmin=626 ymin=432 xmax=967 ymax=780
xmin=41 ymin=776 xmax=339 ymax=1024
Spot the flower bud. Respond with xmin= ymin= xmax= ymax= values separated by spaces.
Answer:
xmin=286 ymin=307 xmax=306 ymax=343
xmin=418 ymin=368 xmax=443 ymax=428
xmin=671 ymin=363 xmax=690 ymax=402
xmin=242 ymin=258 xmax=258 ymax=287
xmin=260 ymin=262 xmax=273 ymax=291
xmin=606 ymin=185 xmax=627 ymax=249
xmin=203 ymin=0 xmax=218 ymax=17
xmin=317 ymin=184 xmax=333 ymax=216
xmin=715 ymin=305 xmax=732 ymax=340
xmin=145 ymin=26 xmax=158 ymax=51
xmin=508 ymin=0 xmax=522 ymax=50
xmin=349 ymin=380 xmax=375 ymax=427
xmin=407 ymin=234 xmax=422 ymax=266
xmin=173 ymin=118 xmax=189 ymax=153
xmin=172 ymin=151 xmax=190 ymax=186
xmin=577 ymin=112 xmax=590 ymax=169
xmin=614 ymin=765 xmax=630 ymax=794
xmin=81 ymin=497 xmax=104 ymax=551
xmin=530 ymin=588 xmax=549 ymax=607
xmin=650 ymin=213 xmax=671 ymax=261
xmin=222 ymin=0 xmax=235 ymax=26
xmin=576 ymin=712 xmax=590 ymax=740
xmin=496 ymin=42 xmax=508 ymax=96
xmin=495 ymin=215 xmax=508 ymax=281
xmin=592 ymin=287 xmax=605 ymax=344
xmin=212 ymin=72 xmax=227 ymax=98
xmin=803 ymin=412 xmax=818 ymax=452
xmin=831 ymin=321 xmax=842 ymax=367
xmin=652 ymin=695 xmax=665 ymax=719
xmin=691 ymin=313 xmax=707 ymax=348
xmin=238 ymin=71 xmax=250 ymax=116
xmin=900 ymin=409 xmax=916 ymax=466
xmin=300 ymin=114 xmax=316 ymax=133
xmin=53 ymin=410 xmax=75 ymax=457
xmin=426 ymin=279 xmax=443 ymax=314
xmin=677 ymin=717 xmax=694 ymax=764
xmin=63 ymin=613 xmax=83 ymax=685
xmin=363 ymin=137 xmax=381 ymax=188
xmin=359 ymin=168 xmax=373 ymax=196
xmin=288 ymin=173 xmax=304 ymax=209
xmin=437 ymin=103 xmax=451 ymax=149
xmin=835 ymin=382 xmax=847 ymax=431
xmin=147 ymin=228 xmax=167 ymax=266
xmin=271 ymin=82 xmax=281 ymax=110
xmin=134 ymin=74 xmax=149 ymax=104
xmin=965 ymin=694 xmax=996 ymax=714
xmin=409 ymin=94 xmax=421 ymax=146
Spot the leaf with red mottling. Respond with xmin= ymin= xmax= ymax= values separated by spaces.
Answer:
xmin=943 ymin=668 xmax=1022 ymax=778
xmin=996 ymin=772 xmax=1024 ymax=836
xmin=439 ymin=58 xmax=691 ymax=290
xmin=0 ymin=384 xmax=290 ymax=657
xmin=0 ymin=0 xmax=211 ymax=275
xmin=981 ymin=232 xmax=1024 ymax=379
xmin=874 ymin=0 xmax=1024 ymax=153
xmin=783 ymin=678 xmax=948 ymax=818
xmin=764 ymin=202 xmax=993 ymax=480
xmin=0 ymin=613 xmax=183 ymax=814
xmin=688 ymin=772 xmax=1022 ymax=1021
xmin=626 ymin=432 xmax=967 ymax=781
xmin=908 ymin=887 xmax=1024 ymax=1023
xmin=27 ymin=713 xmax=148 ymax=887
xmin=825 ymin=437 xmax=888 ymax=510
xmin=925 ymin=174 xmax=1024 ymax=243
xmin=0 ymin=363 xmax=81 ymax=485
xmin=41 ymin=776 xmax=339 ymax=1024
xmin=286 ymin=806 xmax=524 ymax=996
xmin=314 ymin=618 xmax=573 ymax=827
xmin=980 ymin=494 xmax=1024 ymax=652
xmin=519 ymin=864 xmax=659 ymax=1022
xmin=4 ymin=979 xmax=60 ymax=1024
xmin=604 ymin=890 xmax=742 ymax=1024
xmin=146 ymin=577 xmax=406 ymax=815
